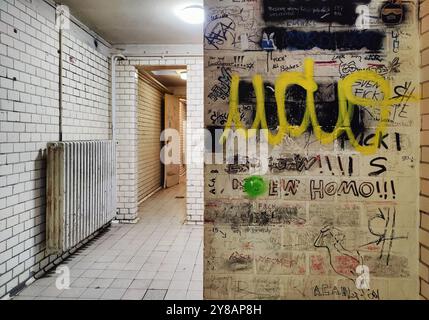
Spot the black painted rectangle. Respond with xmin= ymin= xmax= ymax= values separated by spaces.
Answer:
xmin=262 ymin=28 xmax=385 ymax=51
xmin=263 ymin=0 xmax=372 ymax=25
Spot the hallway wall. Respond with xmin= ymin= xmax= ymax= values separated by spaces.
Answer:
xmin=115 ymin=64 xmax=138 ymax=221
xmin=204 ymin=0 xmax=421 ymax=299
xmin=0 ymin=0 xmax=111 ymax=297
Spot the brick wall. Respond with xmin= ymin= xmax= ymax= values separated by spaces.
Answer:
xmin=0 ymin=0 xmax=111 ymax=298
xmin=116 ymin=64 xmax=138 ymax=220
xmin=115 ymin=57 xmax=204 ymax=224
xmin=420 ymin=0 xmax=429 ymax=300
xmin=185 ymin=60 xmax=204 ymax=224
xmin=62 ymin=32 xmax=111 ymax=141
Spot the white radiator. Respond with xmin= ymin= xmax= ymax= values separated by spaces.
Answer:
xmin=46 ymin=141 xmax=116 ymax=254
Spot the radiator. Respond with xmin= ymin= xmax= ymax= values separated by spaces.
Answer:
xmin=46 ymin=141 xmax=116 ymax=254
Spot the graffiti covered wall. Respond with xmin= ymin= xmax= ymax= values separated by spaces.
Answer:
xmin=203 ymin=0 xmax=420 ymax=299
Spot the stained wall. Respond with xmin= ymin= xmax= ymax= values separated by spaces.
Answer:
xmin=204 ymin=0 xmax=421 ymax=299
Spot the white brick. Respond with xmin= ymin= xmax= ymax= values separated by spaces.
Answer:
xmin=0 ymin=11 xmax=14 ymax=26
xmin=0 ymin=55 xmax=13 ymax=68
xmin=0 ymin=33 xmax=14 ymax=47
xmin=0 ymin=271 xmax=12 ymax=287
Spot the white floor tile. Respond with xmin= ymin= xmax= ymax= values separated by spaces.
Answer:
xmin=121 ymin=289 xmax=147 ymax=300
xmin=13 ymin=184 xmax=202 ymax=301
xmin=110 ymin=278 xmax=133 ymax=289
xmin=100 ymin=288 xmax=126 ymax=300
xmin=80 ymin=288 xmax=105 ymax=299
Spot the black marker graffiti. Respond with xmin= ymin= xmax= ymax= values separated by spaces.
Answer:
xmin=205 ymin=17 xmax=236 ymax=50
xmin=208 ymin=67 xmax=233 ymax=102
xmin=269 ymin=155 xmax=318 ymax=173
xmin=262 ymin=0 xmax=372 ymax=25
xmin=310 ymin=179 xmax=397 ymax=200
xmin=369 ymin=157 xmax=387 ymax=176
xmin=314 ymin=225 xmax=363 ymax=282
xmin=359 ymin=207 xmax=408 ymax=265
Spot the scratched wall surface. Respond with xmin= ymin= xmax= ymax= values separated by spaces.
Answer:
xmin=203 ymin=0 xmax=420 ymax=299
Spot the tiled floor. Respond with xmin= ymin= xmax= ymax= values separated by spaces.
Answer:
xmin=14 ymin=184 xmax=203 ymax=300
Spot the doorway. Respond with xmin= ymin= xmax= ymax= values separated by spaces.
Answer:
xmin=136 ymin=66 xmax=187 ymax=218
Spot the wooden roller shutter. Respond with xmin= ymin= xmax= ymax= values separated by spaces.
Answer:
xmin=137 ymin=74 xmax=163 ymax=203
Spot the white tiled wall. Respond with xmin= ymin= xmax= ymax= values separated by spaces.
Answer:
xmin=115 ymin=65 xmax=138 ymax=220
xmin=62 ymin=32 xmax=111 ymax=141
xmin=0 ymin=0 xmax=111 ymax=298
xmin=116 ymin=58 xmax=204 ymax=224
xmin=185 ymin=61 xmax=204 ymax=224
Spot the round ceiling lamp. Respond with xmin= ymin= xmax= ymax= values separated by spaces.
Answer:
xmin=176 ymin=4 xmax=204 ymax=24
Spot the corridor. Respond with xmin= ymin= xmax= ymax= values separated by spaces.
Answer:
xmin=13 ymin=184 xmax=203 ymax=300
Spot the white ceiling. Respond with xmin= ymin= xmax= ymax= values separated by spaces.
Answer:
xmin=137 ymin=66 xmax=187 ymax=87
xmin=150 ymin=69 xmax=187 ymax=87
xmin=56 ymin=0 xmax=203 ymax=45
xmin=151 ymin=73 xmax=187 ymax=87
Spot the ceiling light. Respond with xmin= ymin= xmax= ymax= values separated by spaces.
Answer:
xmin=179 ymin=72 xmax=187 ymax=80
xmin=176 ymin=5 xmax=204 ymax=24
xmin=152 ymin=70 xmax=180 ymax=76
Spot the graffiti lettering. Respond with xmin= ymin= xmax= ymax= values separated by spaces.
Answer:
xmin=310 ymin=179 xmax=397 ymax=200
xmin=221 ymin=58 xmax=415 ymax=155
xmin=262 ymin=0 xmax=372 ymax=25
xmin=208 ymin=67 xmax=233 ymax=102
